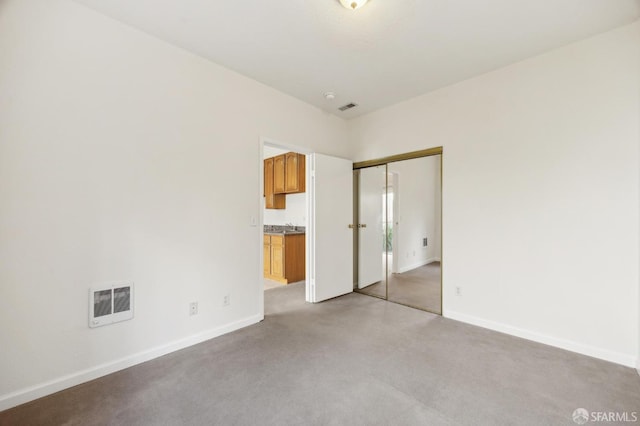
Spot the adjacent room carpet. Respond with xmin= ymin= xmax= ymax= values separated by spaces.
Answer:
xmin=1 ymin=282 xmax=638 ymax=425
xmin=359 ymin=261 xmax=442 ymax=314
xmin=264 ymin=278 xmax=285 ymax=290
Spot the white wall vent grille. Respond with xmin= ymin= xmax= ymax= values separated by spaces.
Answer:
xmin=89 ymin=281 xmax=134 ymax=328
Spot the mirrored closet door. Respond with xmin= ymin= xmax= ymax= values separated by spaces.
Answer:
xmin=356 ymin=165 xmax=387 ymax=299
xmin=354 ymin=152 xmax=442 ymax=314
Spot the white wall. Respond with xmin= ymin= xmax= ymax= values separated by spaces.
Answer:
xmin=350 ymin=22 xmax=640 ymax=366
xmin=0 ymin=0 xmax=348 ymax=409
xmin=389 ymin=155 xmax=441 ymax=273
xmin=263 ymin=146 xmax=288 ymax=159
xmin=263 ymin=193 xmax=307 ymax=227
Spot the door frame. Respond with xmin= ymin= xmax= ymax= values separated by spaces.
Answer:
xmin=353 ymin=147 xmax=444 ymax=315
xmin=258 ymin=137 xmax=313 ymax=319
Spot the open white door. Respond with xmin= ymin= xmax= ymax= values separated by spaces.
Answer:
xmin=307 ymin=153 xmax=353 ymax=303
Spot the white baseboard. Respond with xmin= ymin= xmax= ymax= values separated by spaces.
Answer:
xmin=0 ymin=314 xmax=262 ymax=412
xmin=396 ymin=257 xmax=440 ymax=274
xmin=444 ymin=310 xmax=636 ymax=368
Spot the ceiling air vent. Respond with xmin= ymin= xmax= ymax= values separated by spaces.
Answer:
xmin=338 ymin=103 xmax=358 ymax=112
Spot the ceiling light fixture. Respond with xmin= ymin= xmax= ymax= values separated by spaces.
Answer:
xmin=339 ymin=0 xmax=368 ymax=10
xmin=324 ymin=92 xmax=336 ymax=100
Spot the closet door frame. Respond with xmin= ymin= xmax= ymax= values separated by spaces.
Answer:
xmin=353 ymin=147 xmax=443 ymax=315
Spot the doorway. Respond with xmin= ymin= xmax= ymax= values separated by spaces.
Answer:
xmin=353 ymin=148 xmax=443 ymax=314
xmin=262 ymin=143 xmax=309 ymax=296
xmin=260 ymin=140 xmax=354 ymax=315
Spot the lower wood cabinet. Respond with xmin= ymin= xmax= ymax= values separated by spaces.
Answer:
xmin=263 ymin=235 xmax=271 ymax=276
xmin=263 ymin=234 xmax=305 ymax=284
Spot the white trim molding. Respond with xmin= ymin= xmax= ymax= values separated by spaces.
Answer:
xmin=444 ymin=310 xmax=636 ymax=368
xmin=0 ymin=314 xmax=262 ymax=411
xmin=396 ymin=257 xmax=441 ymax=274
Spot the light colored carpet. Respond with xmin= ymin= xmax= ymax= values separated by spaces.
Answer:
xmin=264 ymin=278 xmax=285 ymax=290
xmin=264 ymin=279 xmax=303 ymax=291
xmin=2 ymin=282 xmax=639 ymax=425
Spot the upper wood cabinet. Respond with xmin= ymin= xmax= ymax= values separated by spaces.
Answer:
xmin=272 ymin=152 xmax=305 ymax=195
xmin=264 ymin=152 xmax=305 ymax=209
xmin=285 ymin=152 xmax=305 ymax=194
xmin=264 ymin=157 xmax=285 ymax=209
xmin=273 ymin=155 xmax=286 ymax=194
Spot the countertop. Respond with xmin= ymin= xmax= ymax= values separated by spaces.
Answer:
xmin=264 ymin=230 xmax=306 ymax=235
xmin=264 ymin=225 xmax=305 ymax=235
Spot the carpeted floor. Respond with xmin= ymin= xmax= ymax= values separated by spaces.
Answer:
xmin=1 ymin=282 xmax=639 ymax=425
xmin=264 ymin=279 xmax=304 ymax=291
xmin=359 ymin=261 xmax=442 ymax=314
xmin=264 ymin=278 xmax=285 ymax=290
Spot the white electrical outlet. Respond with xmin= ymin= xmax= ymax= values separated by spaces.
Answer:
xmin=223 ymin=294 xmax=230 ymax=306
xmin=455 ymin=287 xmax=462 ymax=296
xmin=189 ymin=302 xmax=198 ymax=316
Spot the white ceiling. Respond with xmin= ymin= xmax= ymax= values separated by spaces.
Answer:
xmin=74 ymin=0 xmax=640 ymax=118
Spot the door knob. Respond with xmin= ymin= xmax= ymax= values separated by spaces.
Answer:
xmin=358 ymin=224 xmax=367 ymax=228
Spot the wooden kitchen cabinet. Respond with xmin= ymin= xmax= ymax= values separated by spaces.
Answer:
xmin=273 ymin=155 xmax=286 ymax=194
xmin=264 ymin=157 xmax=285 ymax=209
xmin=263 ymin=233 xmax=305 ymax=284
xmin=263 ymin=235 xmax=271 ymax=276
xmin=270 ymin=235 xmax=285 ymax=279
xmin=271 ymin=152 xmax=305 ymax=195
xmin=285 ymin=152 xmax=305 ymax=193
xmin=264 ymin=152 xmax=305 ymax=208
